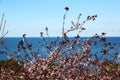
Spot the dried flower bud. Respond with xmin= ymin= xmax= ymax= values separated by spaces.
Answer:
xmin=45 ymin=27 xmax=48 ymax=31
xmin=102 ymin=32 xmax=106 ymax=35
xmin=101 ymin=48 xmax=108 ymax=54
xmin=75 ymin=35 xmax=80 ymax=38
xmin=65 ymin=7 xmax=69 ymax=11
xmin=110 ymin=46 xmax=114 ymax=49
xmin=100 ymin=38 xmax=106 ymax=42
xmin=28 ymin=44 xmax=32 ymax=48
xmin=81 ymin=27 xmax=86 ymax=30
xmin=23 ymin=34 xmax=26 ymax=37
xmin=83 ymin=21 xmax=85 ymax=23
xmin=87 ymin=16 xmax=91 ymax=20
xmin=40 ymin=32 xmax=43 ymax=37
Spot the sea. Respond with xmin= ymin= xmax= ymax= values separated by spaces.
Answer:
xmin=0 ymin=37 xmax=120 ymax=61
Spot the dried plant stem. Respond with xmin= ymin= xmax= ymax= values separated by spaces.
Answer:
xmin=0 ymin=13 xmax=8 ymax=40
xmin=62 ymin=11 xmax=67 ymax=36
xmin=0 ymin=13 xmax=4 ymax=32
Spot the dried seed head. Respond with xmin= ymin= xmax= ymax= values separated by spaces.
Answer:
xmin=45 ymin=27 xmax=48 ymax=31
xmin=102 ymin=32 xmax=106 ymax=35
xmin=23 ymin=34 xmax=26 ymax=37
xmin=40 ymin=32 xmax=43 ymax=37
xmin=65 ymin=7 xmax=69 ymax=11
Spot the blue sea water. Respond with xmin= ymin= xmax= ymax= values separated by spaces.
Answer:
xmin=0 ymin=37 xmax=120 ymax=60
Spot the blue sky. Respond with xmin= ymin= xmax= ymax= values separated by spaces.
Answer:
xmin=0 ymin=0 xmax=120 ymax=37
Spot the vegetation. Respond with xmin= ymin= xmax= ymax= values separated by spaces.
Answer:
xmin=0 ymin=7 xmax=120 ymax=80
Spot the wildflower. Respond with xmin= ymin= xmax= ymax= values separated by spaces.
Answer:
xmin=20 ymin=76 xmax=24 ymax=79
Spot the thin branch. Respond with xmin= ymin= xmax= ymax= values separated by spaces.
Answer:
xmin=0 ymin=31 xmax=8 ymax=41
xmin=0 ymin=13 xmax=4 ymax=32
xmin=2 ymin=20 xmax=6 ymax=36
xmin=0 ymin=14 xmax=8 ymax=40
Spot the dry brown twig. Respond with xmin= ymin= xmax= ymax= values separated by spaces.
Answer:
xmin=62 ymin=7 xmax=97 ymax=36
xmin=0 ymin=13 xmax=8 ymax=40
